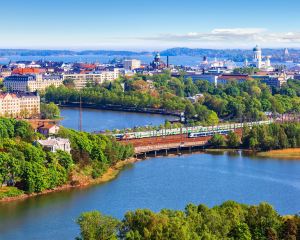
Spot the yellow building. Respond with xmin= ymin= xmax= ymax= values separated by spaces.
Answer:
xmin=4 ymin=74 xmax=63 ymax=92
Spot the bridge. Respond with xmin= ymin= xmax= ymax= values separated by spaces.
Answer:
xmin=119 ymin=126 xmax=245 ymax=156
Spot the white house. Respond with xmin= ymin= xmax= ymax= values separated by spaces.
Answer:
xmin=36 ymin=137 xmax=71 ymax=153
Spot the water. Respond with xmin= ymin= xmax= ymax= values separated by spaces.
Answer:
xmin=60 ymin=107 xmax=177 ymax=132
xmin=0 ymin=152 xmax=299 ymax=240
xmin=0 ymin=55 xmax=204 ymax=67
xmin=0 ymin=54 xmax=296 ymax=67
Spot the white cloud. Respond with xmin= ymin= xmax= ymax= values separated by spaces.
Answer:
xmin=137 ymin=28 xmax=300 ymax=48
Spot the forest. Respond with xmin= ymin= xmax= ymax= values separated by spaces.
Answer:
xmin=77 ymin=201 xmax=300 ymax=240
xmin=0 ymin=118 xmax=134 ymax=199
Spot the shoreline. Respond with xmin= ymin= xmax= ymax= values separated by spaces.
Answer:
xmin=58 ymin=102 xmax=181 ymax=117
xmin=0 ymin=157 xmax=140 ymax=203
xmin=1 ymin=148 xmax=299 ymax=203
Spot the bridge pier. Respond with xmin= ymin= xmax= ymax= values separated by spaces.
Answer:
xmin=165 ymin=149 xmax=168 ymax=156
xmin=154 ymin=150 xmax=157 ymax=157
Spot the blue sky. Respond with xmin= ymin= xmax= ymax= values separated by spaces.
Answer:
xmin=1 ymin=0 xmax=300 ymax=50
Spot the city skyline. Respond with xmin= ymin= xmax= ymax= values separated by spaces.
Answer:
xmin=1 ymin=0 xmax=300 ymax=50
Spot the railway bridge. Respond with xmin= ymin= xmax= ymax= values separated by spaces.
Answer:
xmin=119 ymin=128 xmax=243 ymax=156
xmin=116 ymin=120 xmax=273 ymax=156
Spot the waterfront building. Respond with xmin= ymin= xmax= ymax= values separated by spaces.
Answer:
xmin=36 ymin=137 xmax=71 ymax=153
xmin=4 ymin=74 xmax=63 ymax=92
xmin=0 ymin=92 xmax=40 ymax=118
xmin=63 ymin=69 xmax=119 ymax=89
xmin=124 ymin=59 xmax=141 ymax=70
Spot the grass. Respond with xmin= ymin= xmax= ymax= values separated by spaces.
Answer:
xmin=0 ymin=186 xmax=24 ymax=199
xmin=257 ymin=148 xmax=300 ymax=159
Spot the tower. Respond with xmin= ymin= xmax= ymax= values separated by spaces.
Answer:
xmin=284 ymin=48 xmax=289 ymax=57
xmin=244 ymin=58 xmax=248 ymax=67
xmin=265 ymin=56 xmax=271 ymax=67
xmin=253 ymin=45 xmax=262 ymax=68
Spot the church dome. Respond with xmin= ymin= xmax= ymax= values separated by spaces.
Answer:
xmin=253 ymin=45 xmax=261 ymax=52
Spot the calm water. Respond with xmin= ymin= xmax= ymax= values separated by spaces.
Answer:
xmin=0 ymin=152 xmax=300 ymax=240
xmin=60 ymin=107 xmax=176 ymax=132
xmin=0 ymin=55 xmax=204 ymax=67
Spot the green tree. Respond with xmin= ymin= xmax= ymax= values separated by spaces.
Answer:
xmin=40 ymin=102 xmax=60 ymax=119
xmin=227 ymin=131 xmax=240 ymax=148
xmin=209 ymin=134 xmax=226 ymax=148
xmin=77 ymin=211 xmax=120 ymax=240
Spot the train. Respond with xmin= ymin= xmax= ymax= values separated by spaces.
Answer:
xmin=113 ymin=120 xmax=273 ymax=140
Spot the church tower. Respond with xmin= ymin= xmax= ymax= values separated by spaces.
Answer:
xmin=253 ymin=45 xmax=262 ymax=68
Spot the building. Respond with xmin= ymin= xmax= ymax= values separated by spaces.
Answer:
xmin=217 ymin=74 xmax=251 ymax=84
xmin=150 ymin=53 xmax=166 ymax=70
xmin=63 ymin=69 xmax=119 ymax=89
xmin=12 ymin=67 xmax=41 ymax=75
xmin=124 ymin=59 xmax=141 ymax=70
xmin=38 ymin=123 xmax=60 ymax=136
xmin=4 ymin=74 xmax=63 ymax=92
xmin=36 ymin=137 xmax=71 ymax=153
xmin=0 ymin=92 xmax=40 ymax=118
xmin=261 ymin=73 xmax=288 ymax=88
xmin=249 ymin=45 xmax=274 ymax=71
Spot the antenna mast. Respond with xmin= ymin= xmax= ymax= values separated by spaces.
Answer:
xmin=79 ymin=94 xmax=82 ymax=131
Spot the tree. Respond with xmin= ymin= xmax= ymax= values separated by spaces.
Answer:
xmin=209 ymin=134 xmax=226 ymax=148
xmin=229 ymin=223 xmax=252 ymax=240
xmin=184 ymin=103 xmax=196 ymax=119
xmin=40 ymin=102 xmax=60 ymax=119
xmin=227 ymin=131 xmax=240 ymax=148
xmin=56 ymin=150 xmax=73 ymax=171
xmin=77 ymin=211 xmax=120 ymax=240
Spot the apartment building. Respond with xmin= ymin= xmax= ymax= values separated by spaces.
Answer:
xmin=4 ymin=74 xmax=63 ymax=92
xmin=0 ymin=92 xmax=40 ymax=118
xmin=124 ymin=59 xmax=141 ymax=70
xmin=63 ymin=69 xmax=119 ymax=89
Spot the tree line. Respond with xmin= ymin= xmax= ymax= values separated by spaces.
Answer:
xmin=0 ymin=118 xmax=134 ymax=198
xmin=209 ymin=123 xmax=300 ymax=151
xmin=76 ymin=201 xmax=300 ymax=240
xmin=44 ymin=72 xmax=300 ymax=125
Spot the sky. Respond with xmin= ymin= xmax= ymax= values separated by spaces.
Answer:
xmin=1 ymin=0 xmax=300 ymax=50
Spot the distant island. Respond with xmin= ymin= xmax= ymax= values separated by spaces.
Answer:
xmin=1 ymin=48 xmax=299 ymax=62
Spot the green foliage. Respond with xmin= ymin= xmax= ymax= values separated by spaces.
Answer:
xmin=77 ymin=211 xmax=120 ymax=240
xmin=242 ymin=123 xmax=300 ymax=151
xmin=0 ymin=187 xmax=24 ymax=199
xmin=209 ymin=134 xmax=226 ymax=148
xmin=40 ymin=102 xmax=60 ymax=119
xmin=45 ymin=74 xmax=300 ymax=124
xmin=0 ymin=118 xmax=134 ymax=195
xmin=77 ymin=201 xmax=299 ymax=240
xmin=227 ymin=131 xmax=240 ymax=148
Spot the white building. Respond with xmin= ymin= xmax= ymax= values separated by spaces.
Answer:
xmin=250 ymin=45 xmax=274 ymax=71
xmin=124 ymin=59 xmax=141 ymax=70
xmin=36 ymin=137 xmax=71 ymax=153
xmin=63 ymin=69 xmax=119 ymax=89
